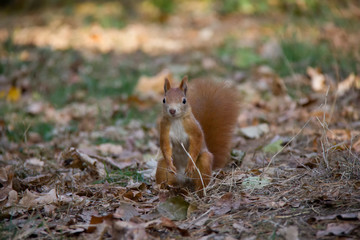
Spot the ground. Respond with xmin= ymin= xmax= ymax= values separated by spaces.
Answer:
xmin=0 ymin=1 xmax=360 ymax=239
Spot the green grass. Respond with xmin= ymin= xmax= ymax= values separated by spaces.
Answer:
xmin=0 ymin=220 xmax=18 ymax=240
xmin=6 ymin=120 xmax=55 ymax=143
xmin=94 ymin=167 xmax=145 ymax=186
xmin=216 ymin=39 xmax=265 ymax=69
xmin=215 ymin=37 xmax=358 ymax=78
xmin=92 ymin=137 xmax=124 ymax=145
xmin=273 ymin=40 xmax=358 ymax=77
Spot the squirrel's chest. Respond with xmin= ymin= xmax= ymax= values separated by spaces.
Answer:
xmin=169 ymin=119 xmax=189 ymax=144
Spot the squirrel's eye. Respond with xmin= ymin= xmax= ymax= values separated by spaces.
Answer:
xmin=182 ymin=98 xmax=187 ymax=104
xmin=163 ymin=98 xmax=166 ymax=104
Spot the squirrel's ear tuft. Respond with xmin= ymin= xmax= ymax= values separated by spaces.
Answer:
xmin=164 ymin=78 xmax=171 ymax=93
xmin=180 ymin=76 xmax=188 ymax=95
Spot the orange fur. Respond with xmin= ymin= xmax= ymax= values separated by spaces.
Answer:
xmin=156 ymin=77 xmax=239 ymax=193
xmin=188 ymin=79 xmax=240 ymax=169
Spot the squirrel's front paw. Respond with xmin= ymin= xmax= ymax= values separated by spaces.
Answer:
xmin=168 ymin=162 xmax=177 ymax=173
xmin=185 ymin=164 xmax=196 ymax=176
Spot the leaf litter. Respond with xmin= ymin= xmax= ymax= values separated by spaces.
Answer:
xmin=1 ymin=2 xmax=360 ymax=239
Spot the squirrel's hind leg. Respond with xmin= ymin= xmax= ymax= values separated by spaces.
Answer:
xmin=191 ymin=151 xmax=213 ymax=194
xmin=155 ymin=158 xmax=177 ymax=187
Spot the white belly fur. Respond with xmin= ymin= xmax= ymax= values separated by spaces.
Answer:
xmin=169 ymin=119 xmax=190 ymax=183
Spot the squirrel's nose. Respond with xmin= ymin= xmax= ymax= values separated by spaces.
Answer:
xmin=169 ymin=109 xmax=176 ymax=115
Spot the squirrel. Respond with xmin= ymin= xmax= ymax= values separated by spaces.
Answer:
xmin=155 ymin=76 xmax=240 ymax=194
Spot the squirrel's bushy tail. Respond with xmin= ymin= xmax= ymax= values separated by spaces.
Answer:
xmin=188 ymin=79 xmax=240 ymax=169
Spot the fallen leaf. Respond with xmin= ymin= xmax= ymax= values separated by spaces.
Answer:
xmin=21 ymin=174 xmax=54 ymax=187
xmin=353 ymin=138 xmax=360 ymax=153
xmin=239 ymin=124 xmax=269 ymax=139
xmin=26 ymin=102 xmax=45 ymax=115
xmin=135 ymin=69 xmax=174 ymax=98
xmin=277 ymin=226 xmax=299 ymax=240
xmin=114 ymin=203 xmax=140 ymax=221
xmin=231 ymin=149 xmax=246 ymax=165
xmin=0 ymin=166 xmax=14 ymax=207
xmin=161 ymin=217 xmax=190 ymax=236
xmin=307 ymin=67 xmax=326 ymax=92
xmin=24 ymin=158 xmax=44 ymax=172
xmin=233 ymin=221 xmax=249 ymax=234
xmin=211 ymin=192 xmax=241 ymax=215
xmin=4 ymin=190 xmax=18 ymax=207
xmin=263 ymin=139 xmax=283 ymax=154
xmin=60 ymin=148 xmax=106 ymax=178
xmin=266 ymin=200 xmax=286 ymax=209
xmin=112 ymin=220 xmax=150 ymax=240
xmin=44 ymin=204 xmax=56 ymax=216
xmin=96 ymin=143 xmax=123 ymax=155
xmin=242 ymin=176 xmax=271 ymax=190
xmin=123 ymin=190 xmax=143 ymax=202
xmin=157 ymin=196 xmax=189 ymax=221
xmin=6 ymin=86 xmax=21 ymax=102
xmin=87 ymin=214 xmax=113 ymax=233
xmin=326 ymin=129 xmax=351 ymax=141
xmin=316 ymin=223 xmax=356 ymax=238
xmin=19 ymin=189 xmax=57 ymax=209
xmin=336 ymin=73 xmax=358 ymax=96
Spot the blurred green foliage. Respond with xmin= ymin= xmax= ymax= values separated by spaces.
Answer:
xmin=94 ymin=167 xmax=145 ymax=185
xmin=273 ymin=40 xmax=358 ymax=77
xmin=6 ymin=120 xmax=54 ymax=143
xmin=1 ymin=0 xmax=352 ymax=17
xmin=149 ymin=0 xmax=175 ymax=14
xmin=216 ymin=37 xmax=358 ymax=78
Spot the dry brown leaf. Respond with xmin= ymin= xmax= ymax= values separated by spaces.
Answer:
xmin=353 ymin=138 xmax=360 ymax=153
xmin=266 ymin=200 xmax=286 ymax=209
xmin=326 ymin=129 xmax=351 ymax=141
xmin=87 ymin=214 xmax=114 ymax=233
xmin=307 ymin=67 xmax=326 ymax=92
xmin=44 ymin=204 xmax=57 ymax=216
xmin=316 ymin=223 xmax=356 ymax=238
xmin=0 ymin=166 xmax=14 ymax=207
xmin=277 ymin=226 xmax=299 ymax=240
xmin=211 ymin=192 xmax=241 ymax=215
xmin=24 ymin=158 xmax=44 ymax=172
xmin=112 ymin=220 xmax=150 ymax=240
xmin=123 ymin=190 xmax=143 ymax=202
xmin=161 ymin=217 xmax=190 ymax=237
xmin=114 ymin=203 xmax=140 ymax=221
xmin=96 ymin=143 xmax=123 ymax=155
xmin=19 ymin=189 xmax=57 ymax=209
xmin=4 ymin=190 xmax=18 ymax=207
xmin=21 ymin=174 xmax=53 ymax=187
xmin=336 ymin=73 xmax=357 ymax=96
xmin=135 ymin=69 xmax=174 ymax=98
xmin=232 ymin=221 xmax=249 ymax=234
xmin=60 ymin=147 xmax=106 ymax=178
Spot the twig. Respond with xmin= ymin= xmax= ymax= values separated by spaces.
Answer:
xmin=263 ymin=117 xmax=313 ymax=174
xmin=180 ymin=143 xmax=206 ymax=196
xmin=275 ymin=211 xmax=310 ymax=219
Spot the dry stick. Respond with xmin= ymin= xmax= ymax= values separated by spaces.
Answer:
xmin=263 ymin=117 xmax=313 ymax=174
xmin=180 ymin=143 xmax=206 ymax=196
xmin=317 ymin=86 xmax=331 ymax=169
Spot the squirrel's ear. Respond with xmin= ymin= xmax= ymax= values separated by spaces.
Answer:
xmin=180 ymin=76 xmax=188 ymax=95
xmin=164 ymin=78 xmax=171 ymax=93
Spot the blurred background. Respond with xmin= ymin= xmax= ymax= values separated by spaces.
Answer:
xmin=0 ymin=0 xmax=359 ymax=143
xmin=1 ymin=2 xmax=360 ymax=239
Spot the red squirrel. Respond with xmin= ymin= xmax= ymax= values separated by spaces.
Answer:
xmin=155 ymin=76 xmax=240 ymax=193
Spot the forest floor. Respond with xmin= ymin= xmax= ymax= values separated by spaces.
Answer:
xmin=1 ymin=1 xmax=360 ymax=239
